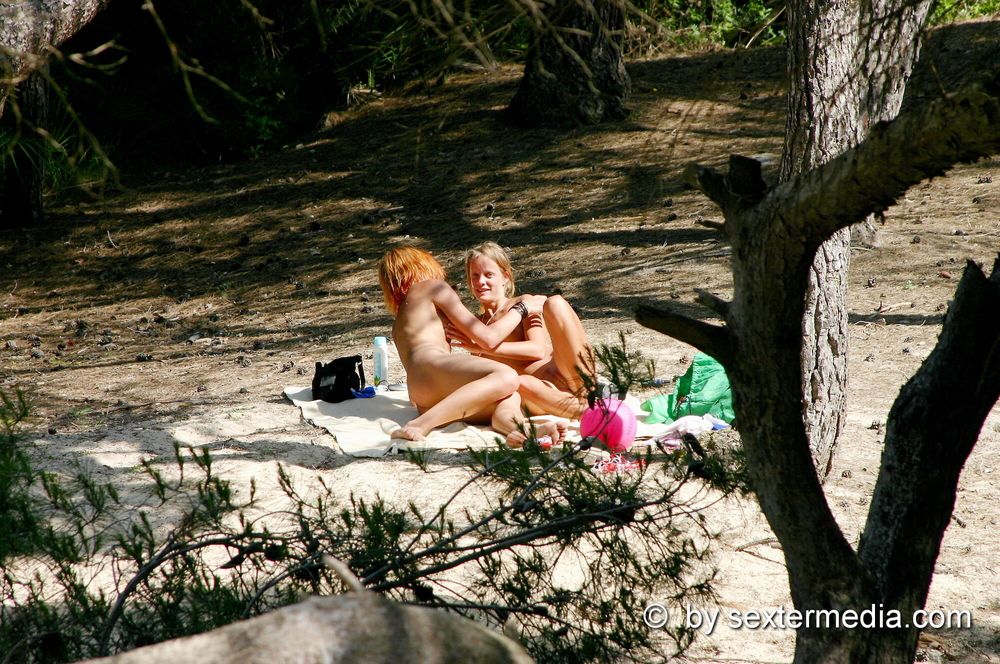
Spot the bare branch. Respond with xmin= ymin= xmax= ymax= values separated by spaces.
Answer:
xmin=687 ymin=164 xmax=734 ymax=213
xmin=635 ymin=303 xmax=734 ymax=366
xmin=772 ymin=74 xmax=1000 ymax=245
xmin=694 ymin=290 xmax=730 ymax=319
xmin=695 ymin=218 xmax=725 ymax=232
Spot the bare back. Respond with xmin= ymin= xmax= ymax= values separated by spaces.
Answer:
xmin=392 ymin=279 xmax=452 ymax=369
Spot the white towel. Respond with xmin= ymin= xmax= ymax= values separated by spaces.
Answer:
xmin=283 ymin=386 xmax=501 ymax=457
xmin=284 ymin=387 xmax=667 ymax=458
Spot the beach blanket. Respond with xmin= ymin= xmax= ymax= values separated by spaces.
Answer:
xmin=283 ymin=386 xmax=504 ymax=457
xmin=284 ymin=387 xmax=671 ymax=458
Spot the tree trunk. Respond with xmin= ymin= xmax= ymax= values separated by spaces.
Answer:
xmin=0 ymin=0 xmax=112 ymax=91
xmin=1 ymin=68 xmax=47 ymax=226
xmin=0 ymin=0 xmax=111 ymax=225
xmin=508 ymin=0 xmax=629 ymax=126
xmin=781 ymin=0 xmax=933 ymax=477
xmin=638 ymin=78 xmax=1000 ymax=663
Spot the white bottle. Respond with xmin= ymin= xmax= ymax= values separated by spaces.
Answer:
xmin=373 ymin=336 xmax=389 ymax=387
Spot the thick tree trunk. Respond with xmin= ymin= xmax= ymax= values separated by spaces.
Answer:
xmin=857 ymin=257 xmax=1000 ymax=659
xmin=0 ymin=0 xmax=111 ymax=92
xmin=638 ymin=79 xmax=1000 ymax=663
xmin=0 ymin=0 xmax=111 ymax=225
xmin=1 ymin=68 xmax=47 ymax=226
xmin=782 ymin=0 xmax=933 ymax=477
xmin=508 ymin=0 xmax=629 ymax=126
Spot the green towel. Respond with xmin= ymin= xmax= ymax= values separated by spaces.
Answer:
xmin=640 ymin=353 xmax=735 ymax=425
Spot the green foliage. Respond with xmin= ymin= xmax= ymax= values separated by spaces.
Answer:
xmin=0 ymin=390 xmax=38 ymax=561
xmin=931 ymin=0 xmax=1000 ymax=23
xmin=587 ymin=330 xmax=657 ymax=400
xmin=635 ymin=0 xmax=785 ymax=48
xmin=0 ymin=365 xmax=750 ymax=662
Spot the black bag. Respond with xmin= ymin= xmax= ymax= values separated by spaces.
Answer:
xmin=311 ymin=355 xmax=366 ymax=403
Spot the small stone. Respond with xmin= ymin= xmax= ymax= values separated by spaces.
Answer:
xmin=666 ymin=212 xmax=678 ymax=221
xmin=27 ymin=335 xmax=42 ymax=346
xmin=841 ymin=469 xmax=852 ymax=479
xmin=952 ymin=229 xmax=967 ymax=236
xmin=524 ymin=268 xmax=546 ymax=279
xmin=663 ymin=198 xmax=673 ymax=207
xmin=236 ymin=355 xmax=252 ymax=368
xmin=296 ymin=366 xmax=309 ymax=375
xmin=361 ymin=292 xmax=370 ymax=302
xmin=281 ymin=361 xmax=294 ymax=372
xmin=911 ymin=235 xmax=921 ymax=244
xmin=30 ymin=348 xmax=45 ymax=359
xmin=48 ymin=427 xmax=57 ymax=435
xmin=252 ymin=340 xmax=266 ymax=351
xmin=902 ymin=347 xmax=911 ymax=354
xmin=197 ymin=385 xmax=207 ymax=392
xmin=137 ymin=353 xmax=154 ymax=362
xmin=361 ymin=303 xmax=375 ymax=314
xmin=5 ymin=340 xmax=17 ymax=351
xmin=238 ymin=387 xmax=250 ymax=394
xmin=864 ymin=352 xmax=876 ymax=362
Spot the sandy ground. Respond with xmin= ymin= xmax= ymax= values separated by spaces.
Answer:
xmin=2 ymin=19 xmax=999 ymax=663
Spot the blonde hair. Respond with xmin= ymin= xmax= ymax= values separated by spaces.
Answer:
xmin=464 ymin=242 xmax=516 ymax=310
xmin=378 ymin=246 xmax=446 ymax=316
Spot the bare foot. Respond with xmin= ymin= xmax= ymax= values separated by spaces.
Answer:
xmin=506 ymin=430 xmax=527 ymax=448
xmin=391 ymin=425 xmax=426 ymax=441
xmin=506 ymin=420 xmax=567 ymax=449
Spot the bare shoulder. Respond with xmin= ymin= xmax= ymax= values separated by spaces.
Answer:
xmin=409 ymin=279 xmax=449 ymax=298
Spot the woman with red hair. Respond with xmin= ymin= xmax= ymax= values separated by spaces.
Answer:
xmin=378 ymin=246 xmax=563 ymax=445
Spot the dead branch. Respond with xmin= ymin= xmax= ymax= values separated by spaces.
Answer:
xmin=635 ymin=303 xmax=734 ymax=365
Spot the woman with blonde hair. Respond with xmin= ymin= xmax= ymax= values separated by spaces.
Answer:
xmin=377 ymin=246 xmax=564 ymax=445
xmin=447 ymin=241 xmax=595 ymax=420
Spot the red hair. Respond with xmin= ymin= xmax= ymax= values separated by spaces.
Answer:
xmin=378 ymin=246 xmax=446 ymax=315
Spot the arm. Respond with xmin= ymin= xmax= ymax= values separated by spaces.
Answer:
xmin=447 ymin=312 xmax=550 ymax=361
xmin=433 ymin=284 xmax=544 ymax=351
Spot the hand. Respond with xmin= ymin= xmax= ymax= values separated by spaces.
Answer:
xmin=444 ymin=322 xmax=475 ymax=349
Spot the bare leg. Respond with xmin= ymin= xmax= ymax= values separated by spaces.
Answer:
xmin=542 ymin=295 xmax=595 ymax=396
xmin=491 ymin=392 xmax=568 ymax=448
xmin=518 ymin=374 xmax=587 ymax=419
xmin=391 ymin=354 xmax=519 ymax=440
